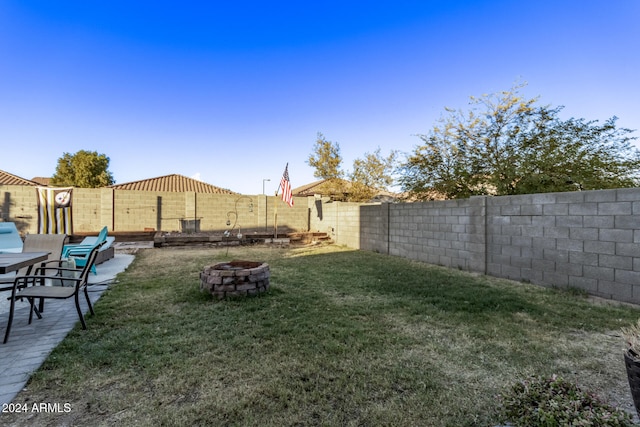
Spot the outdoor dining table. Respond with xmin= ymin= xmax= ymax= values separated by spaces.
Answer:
xmin=0 ymin=252 xmax=50 ymax=274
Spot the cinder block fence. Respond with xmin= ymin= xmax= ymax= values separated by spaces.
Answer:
xmin=356 ymin=188 xmax=640 ymax=304
xmin=0 ymin=186 xmax=308 ymax=234
xmin=2 ymin=184 xmax=639 ymax=304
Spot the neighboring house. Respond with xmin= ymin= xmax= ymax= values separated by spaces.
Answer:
xmin=2 ymin=170 xmax=236 ymax=194
xmin=31 ymin=177 xmax=52 ymax=186
xmin=0 ymin=170 xmax=40 ymax=186
xmin=292 ymin=178 xmax=400 ymax=203
xmin=109 ymin=174 xmax=237 ymax=194
xmin=292 ymin=178 xmax=351 ymax=200
xmin=369 ymin=191 xmax=404 ymax=203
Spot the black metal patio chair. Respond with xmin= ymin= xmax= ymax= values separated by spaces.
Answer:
xmin=3 ymin=241 xmax=104 ymax=343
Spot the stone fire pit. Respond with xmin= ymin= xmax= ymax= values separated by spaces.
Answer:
xmin=200 ymin=260 xmax=270 ymax=299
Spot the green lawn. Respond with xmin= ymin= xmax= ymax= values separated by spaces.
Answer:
xmin=4 ymin=245 xmax=640 ymax=426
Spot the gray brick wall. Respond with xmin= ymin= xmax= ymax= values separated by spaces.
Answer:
xmin=485 ymin=188 xmax=640 ymax=302
xmin=360 ymin=198 xmax=486 ymax=272
xmin=355 ymin=188 xmax=640 ymax=304
xmin=309 ymin=200 xmax=364 ymax=247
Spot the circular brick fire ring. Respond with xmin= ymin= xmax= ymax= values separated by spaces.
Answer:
xmin=200 ymin=260 xmax=270 ymax=299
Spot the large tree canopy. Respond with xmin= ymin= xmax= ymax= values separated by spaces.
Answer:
xmin=51 ymin=150 xmax=115 ymax=188
xmin=399 ymin=85 xmax=640 ymax=199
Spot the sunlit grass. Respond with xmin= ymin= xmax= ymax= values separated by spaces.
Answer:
xmin=4 ymin=244 xmax=639 ymax=426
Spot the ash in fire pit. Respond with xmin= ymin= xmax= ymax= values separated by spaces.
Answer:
xmin=200 ymin=260 xmax=270 ymax=299
xmin=214 ymin=260 xmax=263 ymax=270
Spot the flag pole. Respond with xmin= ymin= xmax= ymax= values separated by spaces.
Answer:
xmin=274 ymin=162 xmax=292 ymax=239
xmin=274 ymin=182 xmax=281 ymax=239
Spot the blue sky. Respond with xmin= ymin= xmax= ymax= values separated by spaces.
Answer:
xmin=1 ymin=1 xmax=639 ymax=195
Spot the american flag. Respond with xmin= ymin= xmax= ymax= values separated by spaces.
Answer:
xmin=279 ymin=163 xmax=294 ymax=207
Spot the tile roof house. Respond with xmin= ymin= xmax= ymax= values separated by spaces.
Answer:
xmin=291 ymin=179 xmax=345 ymax=197
xmin=1 ymin=170 xmax=236 ymax=194
xmin=109 ymin=174 xmax=237 ymax=194
xmin=292 ymin=178 xmax=348 ymax=198
xmin=0 ymin=170 xmax=40 ymax=186
xmin=30 ymin=177 xmax=52 ymax=186
xmin=292 ymin=178 xmax=400 ymax=202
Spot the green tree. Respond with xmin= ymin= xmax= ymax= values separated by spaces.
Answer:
xmin=351 ymin=148 xmax=397 ymax=189
xmin=399 ymin=84 xmax=640 ymax=199
xmin=51 ymin=150 xmax=115 ymax=188
xmin=307 ymin=133 xmax=343 ymax=180
xmin=349 ymin=148 xmax=398 ymax=202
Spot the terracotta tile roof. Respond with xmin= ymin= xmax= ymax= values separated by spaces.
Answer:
xmin=0 ymin=170 xmax=40 ymax=186
xmin=31 ymin=177 xmax=52 ymax=186
xmin=293 ymin=178 xmax=403 ymax=202
xmin=292 ymin=178 xmax=352 ymax=197
xmin=109 ymin=174 xmax=237 ymax=194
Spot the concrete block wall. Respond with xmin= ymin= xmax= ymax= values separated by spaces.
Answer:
xmin=332 ymin=202 xmax=362 ymax=248
xmin=1 ymin=186 xmax=107 ymax=233
xmin=112 ymin=190 xmax=183 ymax=231
xmin=1 ymin=186 xmax=38 ymax=234
xmin=363 ymin=198 xmax=486 ymax=272
xmin=360 ymin=203 xmax=390 ymax=254
xmin=309 ymin=199 xmax=369 ymax=248
xmin=196 ymin=194 xmax=283 ymax=233
xmin=272 ymin=196 xmax=309 ymax=232
xmin=72 ymin=188 xmax=103 ymax=232
xmin=99 ymin=188 xmax=114 ymax=232
xmin=0 ymin=185 xmax=309 ymax=235
xmin=309 ymin=197 xmax=335 ymax=237
xmin=195 ymin=194 xmax=308 ymax=233
xmin=197 ymin=194 xmax=242 ymax=232
xmin=486 ymin=188 xmax=640 ymax=302
xmin=355 ymin=188 xmax=640 ymax=304
xmin=109 ymin=192 xmax=307 ymax=233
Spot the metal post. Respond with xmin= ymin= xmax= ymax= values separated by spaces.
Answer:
xmin=264 ymin=195 xmax=268 ymax=231
xmin=262 ymin=179 xmax=270 ymax=232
